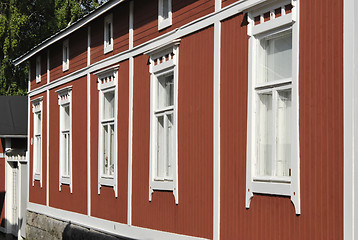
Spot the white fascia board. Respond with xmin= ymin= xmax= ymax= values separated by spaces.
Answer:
xmin=27 ymin=202 xmax=208 ymax=240
xmin=13 ymin=0 xmax=126 ymax=66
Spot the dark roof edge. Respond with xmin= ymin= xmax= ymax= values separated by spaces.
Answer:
xmin=13 ymin=0 xmax=125 ymax=66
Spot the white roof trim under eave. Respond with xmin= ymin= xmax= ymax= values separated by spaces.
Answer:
xmin=13 ymin=0 xmax=125 ymax=66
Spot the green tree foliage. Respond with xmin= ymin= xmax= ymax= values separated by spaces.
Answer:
xmin=0 ymin=0 xmax=107 ymax=95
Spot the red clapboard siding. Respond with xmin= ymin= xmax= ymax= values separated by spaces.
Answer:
xmin=91 ymin=4 xmax=129 ymax=64
xmin=220 ymin=0 xmax=344 ymax=238
xmin=48 ymin=77 xmax=87 ymax=215
xmin=29 ymin=93 xmax=47 ymax=206
xmin=50 ymin=28 xmax=88 ymax=82
xmin=222 ymin=0 xmax=239 ymax=8
xmin=90 ymin=60 xmax=129 ymax=223
xmin=131 ymin=26 xmax=214 ymax=239
xmin=30 ymin=52 xmax=48 ymax=91
xmin=133 ymin=0 xmax=214 ymax=47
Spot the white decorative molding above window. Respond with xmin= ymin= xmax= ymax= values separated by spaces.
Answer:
xmin=146 ymin=40 xmax=180 ymax=204
xmin=36 ymin=56 xmax=41 ymax=83
xmin=56 ymin=86 xmax=73 ymax=193
xmin=104 ymin=14 xmax=113 ymax=54
xmin=62 ymin=39 xmax=69 ymax=72
xmin=246 ymin=0 xmax=300 ymax=214
xmin=158 ymin=0 xmax=172 ymax=30
xmin=95 ymin=66 xmax=119 ymax=197
xmin=31 ymin=97 xmax=43 ymax=187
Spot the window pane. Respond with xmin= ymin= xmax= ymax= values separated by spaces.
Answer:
xmin=157 ymin=73 xmax=174 ymax=109
xmin=103 ymin=125 xmax=109 ymax=175
xmin=36 ymin=136 xmax=41 ymax=174
xmin=257 ymin=92 xmax=273 ymax=177
xmin=109 ymin=124 xmax=115 ymax=176
xmin=64 ymin=105 xmax=70 ymax=130
xmin=163 ymin=0 xmax=169 ymax=19
xmin=276 ymin=89 xmax=292 ymax=177
xmin=107 ymin=22 xmax=112 ymax=45
xmin=166 ymin=114 xmax=174 ymax=178
xmin=156 ymin=116 xmax=165 ymax=178
xmin=36 ymin=113 xmax=41 ymax=135
xmin=259 ymin=32 xmax=292 ymax=83
xmin=104 ymin=91 xmax=114 ymax=119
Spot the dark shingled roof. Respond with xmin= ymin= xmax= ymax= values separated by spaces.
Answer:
xmin=0 ymin=96 xmax=27 ymax=137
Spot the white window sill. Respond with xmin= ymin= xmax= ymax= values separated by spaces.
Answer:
xmin=99 ymin=176 xmax=115 ymax=187
xmin=60 ymin=176 xmax=71 ymax=185
xmin=158 ymin=19 xmax=172 ymax=31
xmin=34 ymin=173 xmax=41 ymax=181
xmin=149 ymin=179 xmax=178 ymax=204
xmin=249 ymin=180 xmax=291 ymax=196
xmin=104 ymin=45 xmax=113 ymax=54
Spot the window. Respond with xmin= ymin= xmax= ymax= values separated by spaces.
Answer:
xmin=104 ymin=14 xmax=113 ymax=54
xmin=147 ymin=41 xmax=179 ymax=204
xmin=56 ymin=86 xmax=72 ymax=192
xmin=96 ymin=67 xmax=118 ymax=197
xmin=158 ymin=0 xmax=172 ymax=30
xmin=63 ymin=39 xmax=69 ymax=71
xmin=32 ymin=97 xmax=43 ymax=186
xmin=36 ymin=56 xmax=41 ymax=83
xmin=246 ymin=1 xmax=300 ymax=214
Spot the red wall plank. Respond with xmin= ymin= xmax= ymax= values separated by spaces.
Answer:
xmin=91 ymin=3 xmax=129 ymax=64
xmin=50 ymin=28 xmax=88 ymax=82
xmin=30 ymin=52 xmax=48 ymax=91
xmin=131 ymin=26 xmax=214 ymax=238
xmin=220 ymin=0 xmax=344 ymax=237
xmin=90 ymin=60 xmax=129 ymax=223
xmin=133 ymin=0 xmax=214 ymax=47
xmin=48 ymin=77 xmax=87 ymax=214
xmin=29 ymin=93 xmax=47 ymax=205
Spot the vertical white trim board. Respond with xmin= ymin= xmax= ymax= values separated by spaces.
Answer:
xmin=213 ymin=21 xmax=221 ymax=240
xmin=87 ymin=73 xmax=91 ymax=216
xmin=344 ymin=0 xmax=358 ymax=239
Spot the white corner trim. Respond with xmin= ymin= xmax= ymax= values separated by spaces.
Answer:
xmin=344 ymin=0 xmax=357 ymax=239
xmin=46 ymin=90 xmax=50 ymax=205
xmin=87 ymin=73 xmax=91 ymax=216
xmin=213 ymin=21 xmax=221 ymax=240
xmin=127 ymin=56 xmax=134 ymax=225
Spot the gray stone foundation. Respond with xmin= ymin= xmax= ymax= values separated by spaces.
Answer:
xmin=26 ymin=211 xmax=130 ymax=240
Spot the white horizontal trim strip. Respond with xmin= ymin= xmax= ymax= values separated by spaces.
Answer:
xmin=27 ymin=202 xmax=208 ymax=240
xmin=28 ymin=0 xmax=269 ymax=97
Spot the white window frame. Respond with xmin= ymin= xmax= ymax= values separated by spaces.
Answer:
xmin=56 ymin=86 xmax=72 ymax=193
xmin=32 ymin=97 xmax=43 ymax=187
xmin=36 ymin=56 xmax=41 ymax=83
xmin=246 ymin=0 xmax=300 ymax=214
xmin=62 ymin=39 xmax=69 ymax=72
xmin=95 ymin=66 xmax=118 ymax=197
xmin=158 ymin=0 xmax=172 ymax=30
xmin=104 ymin=14 xmax=113 ymax=54
xmin=147 ymin=40 xmax=180 ymax=204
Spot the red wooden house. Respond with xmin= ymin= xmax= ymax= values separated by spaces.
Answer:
xmin=13 ymin=0 xmax=358 ymax=239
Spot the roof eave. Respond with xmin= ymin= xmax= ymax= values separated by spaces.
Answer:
xmin=13 ymin=0 xmax=125 ymax=66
